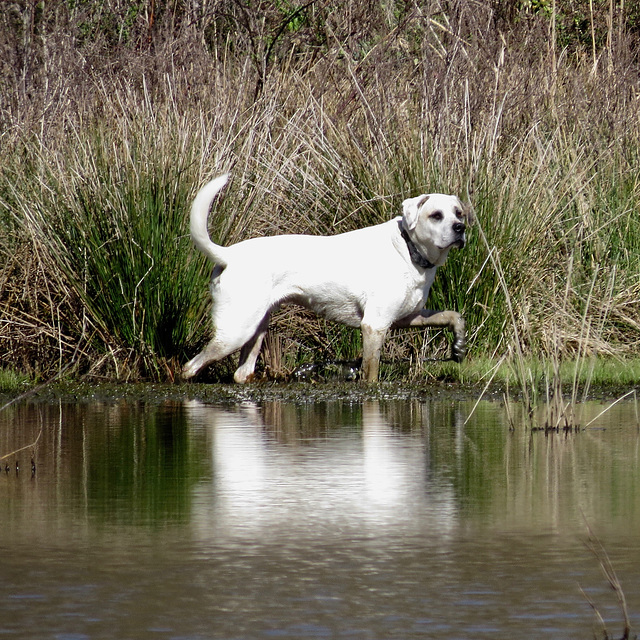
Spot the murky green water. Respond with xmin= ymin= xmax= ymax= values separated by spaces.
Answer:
xmin=1 ymin=394 xmax=639 ymax=639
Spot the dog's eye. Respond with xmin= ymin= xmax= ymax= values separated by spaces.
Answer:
xmin=430 ymin=211 xmax=444 ymax=222
xmin=454 ymin=208 xmax=463 ymax=219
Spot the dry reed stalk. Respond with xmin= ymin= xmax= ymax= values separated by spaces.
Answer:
xmin=582 ymin=516 xmax=632 ymax=640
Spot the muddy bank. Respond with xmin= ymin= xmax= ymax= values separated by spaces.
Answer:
xmin=1 ymin=381 xmax=491 ymax=407
xmin=2 ymin=379 xmax=635 ymax=408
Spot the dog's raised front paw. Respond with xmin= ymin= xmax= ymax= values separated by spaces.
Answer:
xmin=451 ymin=337 xmax=466 ymax=363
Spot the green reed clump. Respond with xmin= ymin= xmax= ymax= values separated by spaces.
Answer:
xmin=2 ymin=91 xmax=240 ymax=377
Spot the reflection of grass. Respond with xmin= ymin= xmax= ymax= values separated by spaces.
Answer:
xmin=85 ymin=403 xmax=209 ymax=526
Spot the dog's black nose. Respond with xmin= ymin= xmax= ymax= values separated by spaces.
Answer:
xmin=453 ymin=222 xmax=466 ymax=234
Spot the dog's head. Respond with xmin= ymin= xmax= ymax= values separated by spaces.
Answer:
xmin=402 ymin=193 xmax=474 ymax=265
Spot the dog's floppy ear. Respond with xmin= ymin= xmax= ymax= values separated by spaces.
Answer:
xmin=402 ymin=194 xmax=430 ymax=231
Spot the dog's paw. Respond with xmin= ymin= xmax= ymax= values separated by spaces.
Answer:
xmin=451 ymin=337 xmax=466 ymax=363
xmin=180 ymin=365 xmax=197 ymax=380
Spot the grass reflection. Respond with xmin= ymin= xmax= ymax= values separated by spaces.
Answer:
xmin=77 ymin=402 xmax=210 ymax=526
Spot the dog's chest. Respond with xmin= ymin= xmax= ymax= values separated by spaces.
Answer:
xmin=398 ymin=269 xmax=436 ymax=310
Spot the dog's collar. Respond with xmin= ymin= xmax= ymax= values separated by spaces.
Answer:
xmin=399 ymin=222 xmax=436 ymax=270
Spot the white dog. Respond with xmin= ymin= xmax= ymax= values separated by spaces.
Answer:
xmin=182 ymin=174 xmax=473 ymax=383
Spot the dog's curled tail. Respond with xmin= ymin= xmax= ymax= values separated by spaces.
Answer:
xmin=190 ymin=174 xmax=230 ymax=268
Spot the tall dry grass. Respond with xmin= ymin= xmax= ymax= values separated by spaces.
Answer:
xmin=0 ymin=1 xmax=639 ymax=381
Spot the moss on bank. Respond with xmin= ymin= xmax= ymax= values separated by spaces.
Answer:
xmin=2 ymin=356 xmax=638 ymax=407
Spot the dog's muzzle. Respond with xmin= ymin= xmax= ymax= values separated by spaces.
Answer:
xmin=452 ymin=222 xmax=466 ymax=248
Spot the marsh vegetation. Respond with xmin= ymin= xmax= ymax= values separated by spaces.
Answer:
xmin=1 ymin=0 xmax=639 ymax=388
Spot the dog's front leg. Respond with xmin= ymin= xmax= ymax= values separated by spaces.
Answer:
xmin=361 ymin=323 xmax=388 ymax=382
xmin=394 ymin=310 xmax=466 ymax=363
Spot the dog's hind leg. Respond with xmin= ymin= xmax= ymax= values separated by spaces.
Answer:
xmin=234 ymin=314 xmax=270 ymax=383
xmin=181 ymin=309 xmax=271 ymax=381
xmin=394 ymin=310 xmax=466 ymax=362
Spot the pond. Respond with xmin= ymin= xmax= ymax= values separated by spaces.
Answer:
xmin=1 ymin=391 xmax=639 ymax=639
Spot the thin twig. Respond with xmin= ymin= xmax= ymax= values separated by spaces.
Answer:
xmin=0 ymin=427 xmax=42 ymax=462
xmin=579 ymin=584 xmax=609 ymax=640
xmin=463 ymin=353 xmax=507 ymax=426
xmin=583 ymin=389 xmax=636 ymax=429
